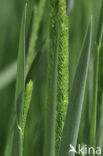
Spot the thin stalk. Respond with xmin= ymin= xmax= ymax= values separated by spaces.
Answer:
xmin=90 ymin=46 xmax=100 ymax=148
xmin=77 ymin=81 xmax=88 ymax=144
xmin=97 ymin=91 xmax=103 ymax=147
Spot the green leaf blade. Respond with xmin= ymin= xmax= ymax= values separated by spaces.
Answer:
xmin=15 ymin=4 xmax=26 ymax=120
xmin=26 ymin=0 xmax=46 ymax=76
xmin=90 ymin=47 xmax=99 ymax=148
xmin=11 ymin=4 xmax=27 ymax=156
xmin=90 ymin=3 xmax=103 ymax=147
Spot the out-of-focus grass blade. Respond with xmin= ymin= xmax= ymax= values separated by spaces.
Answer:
xmin=26 ymin=0 xmax=46 ymax=76
xmin=69 ymin=0 xmax=92 ymax=94
xmin=66 ymin=0 xmax=74 ymax=14
xmin=97 ymin=92 xmax=103 ymax=147
xmin=96 ymin=2 xmax=103 ymax=47
xmin=90 ymin=41 xmax=99 ymax=148
xmin=0 ymin=61 xmax=17 ymax=91
xmin=59 ymin=19 xmax=92 ymax=156
xmin=11 ymin=4 xmax=27 ymax=156
xmin=90 ymin=3 xmax=103 ymax=148
xmin=77 ymin=83 xmax=88 ymax=144
xmin=96 ymin=4 xmax=103 ymax=150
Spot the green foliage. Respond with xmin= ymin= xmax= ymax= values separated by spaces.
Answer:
xmin=90 ymin=2 xmax=103 ymax=148
xmin=11 ymin=4 xmax=27 ymax=156
xmin=0 ymin=0 xmax=103 ymax=156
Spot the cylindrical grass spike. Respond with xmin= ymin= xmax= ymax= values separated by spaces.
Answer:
xmin=56 ymin=0 xmax=69 ymax=155
xmin=21 ymin=80 xmax=33 ymax=136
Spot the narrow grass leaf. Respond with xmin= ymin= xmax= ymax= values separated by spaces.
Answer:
xmin=59 ymin=19 xmax=92 ymax=156
xmin=26 ymin=0 xmax=46 ymax=76
xmin=15 ymin=5 xmax=26 ymax=123
xmin=96 ymin=2 xmax=103 ymax=47
xmin=77 ymin=83 xmax=88 ymax=144
xmin=90 ymin=44 xmax=99 ymax=148
xmin=11 ymin=4 xmax=27 ymax=156
xmin=97 ymin=92 xmax=103 ymax=147
xmin=90 ymin=3 xmax=103 ymax=147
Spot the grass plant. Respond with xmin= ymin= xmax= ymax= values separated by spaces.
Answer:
xmin=0 ymin=0 xmax=103 ymax=156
